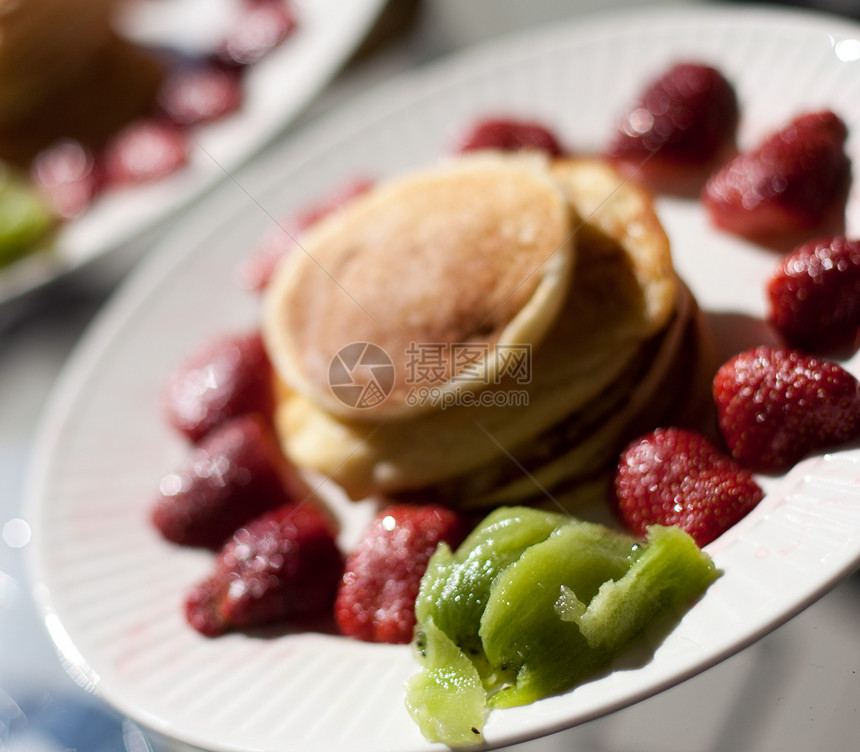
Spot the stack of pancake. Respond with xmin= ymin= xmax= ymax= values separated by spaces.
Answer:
xmin=262 ymin=152 xmax=707 ymax=510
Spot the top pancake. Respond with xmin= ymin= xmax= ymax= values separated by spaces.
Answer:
xmin=263 ymin=153 xmax=574 ymax=421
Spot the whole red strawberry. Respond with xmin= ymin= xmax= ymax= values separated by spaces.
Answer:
xmin=614 ymin=427 xmax=764 ymax=547
xmin=31 ymin=139 xmax=103 ymax=219
xmin=102 ymin=119 xmax=190 ymax=186
xmin=162 ymin=331 xmax=274 ymax=443
xmin=152 ymin=414 xmax=312 ymax=548
xmin=185 ymin=502 xmax=343 ymax=637
xmin=335 ymin=504 xmax=468 ymax=644
xmin=218 ymin=0 xmax=297 ymax=67
xmin=713 ymin=346 xmax=860 ymax=472
xmin=458 ymin=118 xmax=564 ymax=156
xmin=605 ymin=62 xmax=738 ymax=190
xmin=702 ymin=110 xmax=850 ymax=240
xmin=157 ymin=63 xmax=243 ymax=128
xmin=768 ymin=236 xmax=860 ymax=353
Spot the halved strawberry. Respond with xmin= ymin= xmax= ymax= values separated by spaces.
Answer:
xmin=613 ymin=427 xmax=764 ymax=547
xmin=185 ymin=502 xmax=343 ymax=636
xmin=239 ymin=178 xmax=373 ymax=291
xmin=152 ymin=414 xmax=311 ymax=549
xmin=162 ymin=330 xmax=274 ymax=443
xmin=702 ymin=110 xmax=850 ymax=241
xmin=289 ymin=177 xmax=374 ymax=233
xmin=457 ymin=118 xmax=564 ymax=156
xmin=605 ymin=62 xmax=738 ymax=192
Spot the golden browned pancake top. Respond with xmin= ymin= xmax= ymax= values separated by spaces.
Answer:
xmin=263 ymin=154 xmax=574 ymax=421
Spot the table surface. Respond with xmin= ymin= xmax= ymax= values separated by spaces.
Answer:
xmin=1 ymin=2 xmax=858 ymax=750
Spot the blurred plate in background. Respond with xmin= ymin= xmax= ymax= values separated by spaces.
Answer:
xmin=0 ymin=0 xmax=386 ymax=308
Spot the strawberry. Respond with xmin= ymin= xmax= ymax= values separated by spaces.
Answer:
xmin=613 ymin=427 xmax=764 ymax=547
xmin=605 ymin=62 xmax=738 ymax=191
xmin=335 ymin=504 xmax=468 ymax=644
xmin=162 ymin=331 xmax=274 ymax=443
xmin=289 ymin=177 xmax=374 ymax=233
xmin=218 ymin=0 xmax=297 ymax=67
xmin=712 ymin=346 xmax=860 ymax=472
xmin=157 ymin=62 xmax=243 ymax=128
xmin=767 ymin=236 xmax=860 ymax=354
xmin=702 ymin=110 xmax=850 ymax=240
xmin=457 ymin=118 xmax=564 ymax=157
xmin=240 ymin=230 xmax=293 ymax=293
xmin=31 ymin=139 xmax=103 ymax=219
xmin=152 ymin=414 xmax=312 ymax=548
xmin=185 ymin=502 xmax=343 ymax=637
xmin=102 ymin=119 xmax=190 ymax=186
xmin=239 ymin=178 xmax=373 ymax=291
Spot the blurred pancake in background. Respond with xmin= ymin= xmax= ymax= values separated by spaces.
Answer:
xmin=0 ymin=0 xmax=164 ymax=166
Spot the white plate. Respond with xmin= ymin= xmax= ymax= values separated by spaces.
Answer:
xmin=0 ymin=0 xmax=385 ymax=307
xmin=25 ymin=6 xmax=860 ymax=752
